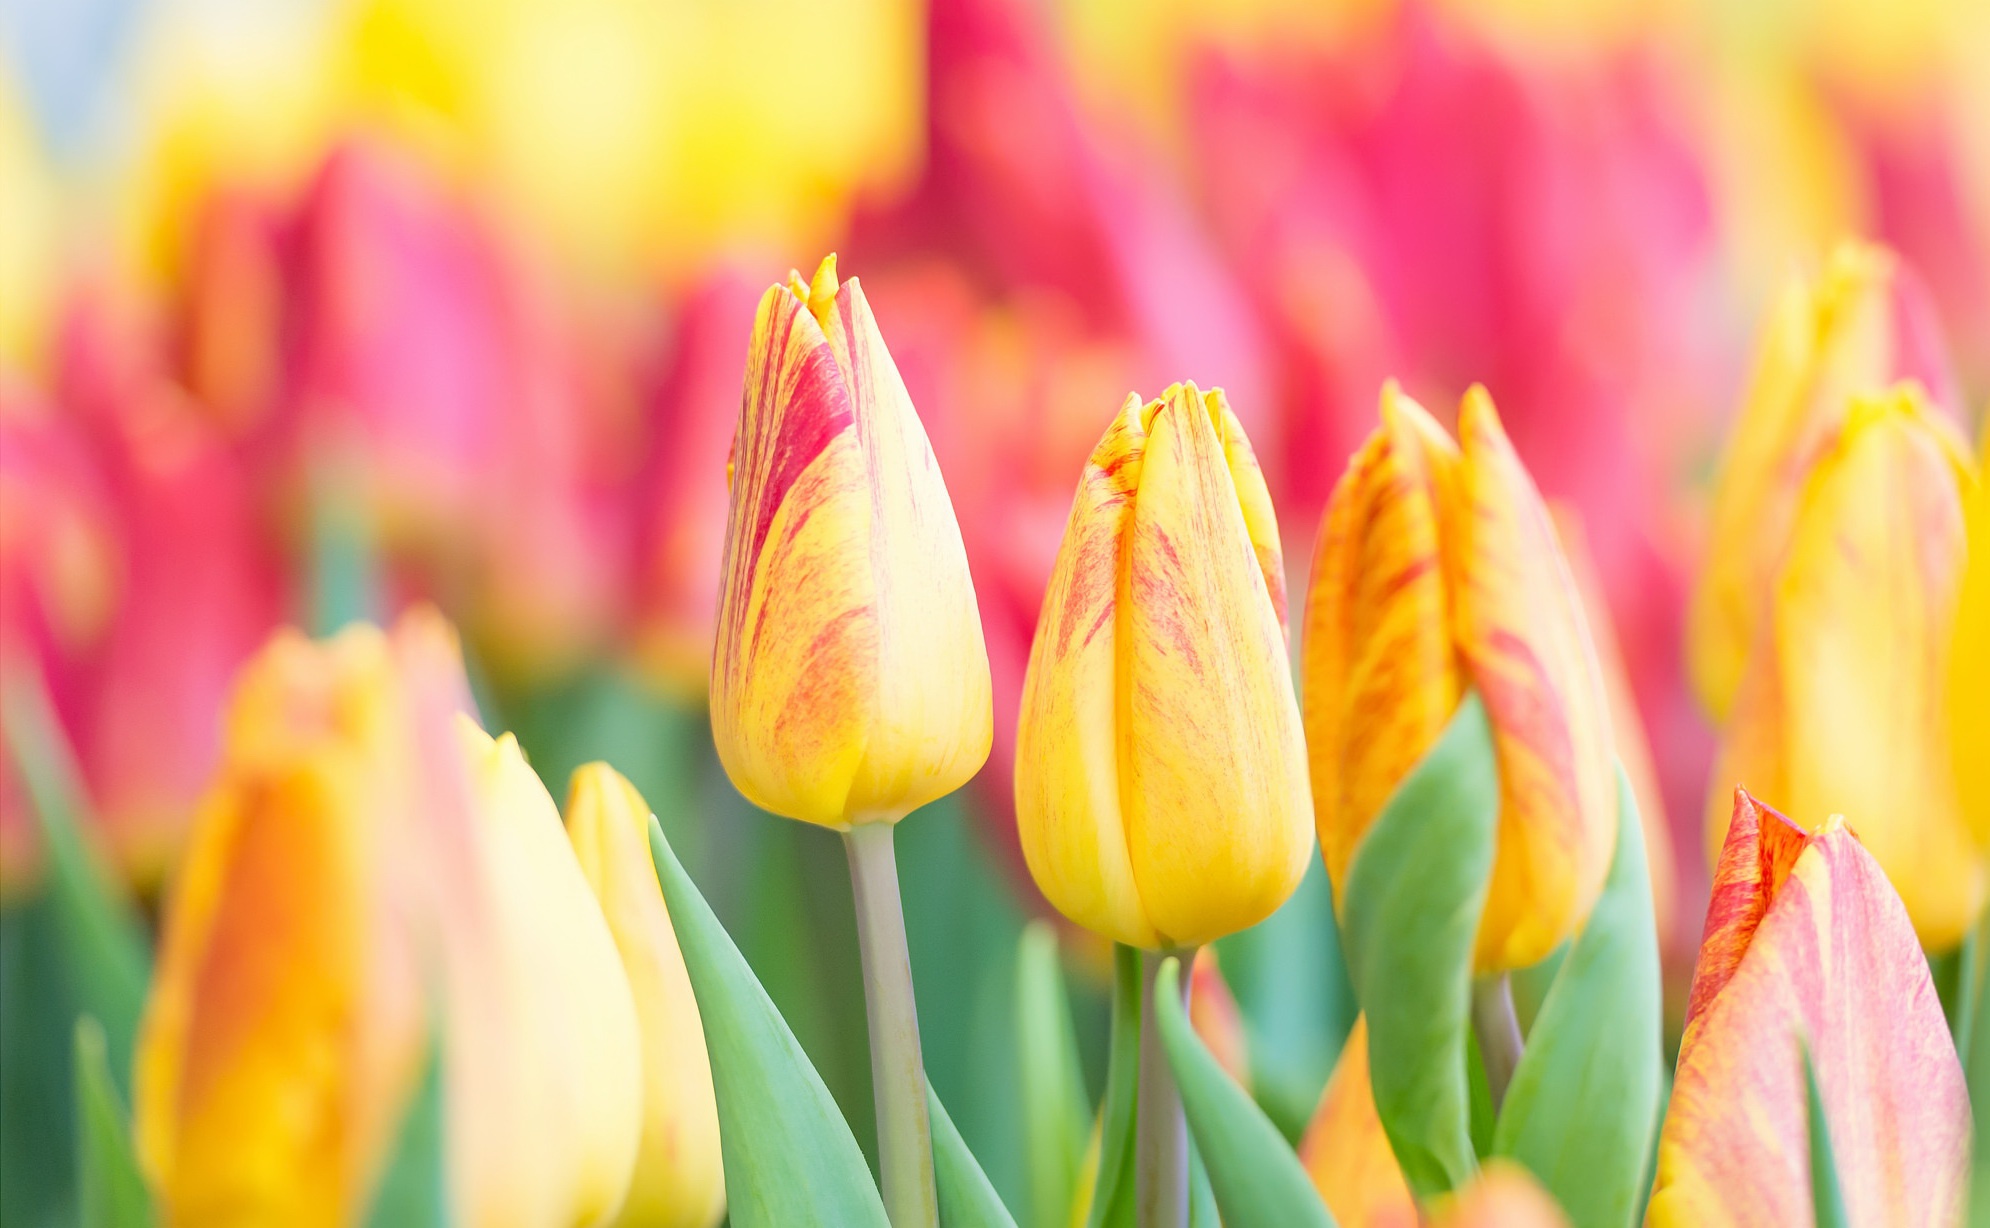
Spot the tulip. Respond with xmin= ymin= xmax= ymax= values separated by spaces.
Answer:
xmin=1015 ymin=381 xmax=1310 ymax=951
xmin=566 ymin=763 xmax=725 ymax=1228
xmin=443 ymin=720 xmax=644 ymax=1228
xmin=1952 ymin=429 xmax=1989 ymax=846
xmin=1304 ymin=382 xmax=1616 ymax=973
xmin=1186 ymin=948 xmax=1249 ymax=1088
xmin=1425 ymin=1164 xmax=1569 ymax=1228
xmin=1707 ymin=385 xmax=1978 ymax=949
xmin=1648 ymin=789 xmax=1968 ymax=1224
xmin=709 ymin=253 xmax=992 ymax=829
xmin=133 ymin=622 xmax=431 ymax=1225
xmin=1688 ymin=241 xmax=1961 ymax=721
xmin=1299 ymin=1017 xmax=1417 ymax=1228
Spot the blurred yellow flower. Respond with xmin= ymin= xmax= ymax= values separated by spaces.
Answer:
xmin=1953 ymin=424 xmax=1990 ymax=848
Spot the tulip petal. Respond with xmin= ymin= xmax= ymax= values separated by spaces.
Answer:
xmin=1122 ymin=383 xmax=1311 ymax=947
xmin=1451 ymin=386 xmax=1616 ymax=972
xmin=1649 ymin=796 xmax=1969 ymax=1226
xmin=1016 ymin=394 xmax=1156 ymax=947
xmin=1425 ymin=1163 xmax=1570 ymax=1228
xmin=1304 ymin=382 xmax=1465 ymax=897
xmin=1298 ymin=1017 xmax=1418 ymax=1228
xmin=1950 ymin=431 xmax=1990 ymax=847
xmin=711 ymin=278 xmax=878 ymax=826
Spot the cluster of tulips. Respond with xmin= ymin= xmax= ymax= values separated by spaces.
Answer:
xmin=23 ymin=236 xmax=1971 ymax=1228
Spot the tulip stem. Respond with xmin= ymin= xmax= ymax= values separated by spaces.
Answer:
xmin=844 ymin=822 xmax=939 ymax=1228
xmin=1471 ymin=973 xmax=1524 ymax=1112
xmin=1137 ymin=947 xmax=1195 ymax=1228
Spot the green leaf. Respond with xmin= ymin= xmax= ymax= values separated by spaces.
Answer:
xmin=364 ymin=1029 xmax=447 ymax=1228
xmin=1187 ymin=1141 xmax=1218 ymax=1228
xmin=1337 ymin=694 xmax=1497 ymax=1198
xmin=1 ymin=676 xmax=150 ymax=1097
xmin=73 ymin=1017 xmax=150 ymax=1228
xmin=1084 ymin=945 xmax=1143 ymax=1228
xmin=1151 ymin=957 xmax=1335 ymax=1228
xmin=1802 ymin=1042 xmax=1849 ymax=1228
xmin=1492 ymin=767 xmax=1663 ymax=1228
xmin=647 ymin=817 xmax=889 ymax=1228
xmin=931 ymin=1084 xmax=1019 ymax=1228
xmin=1961 ymin=903 xmax=1990 ymax=1227
xmin=1016 ymin=922 xmax=1089 ymax=1228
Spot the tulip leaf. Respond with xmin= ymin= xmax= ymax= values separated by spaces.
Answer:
xmin=1151 ymin=957 xmax=1336 ymax=1227
xmin=1801 ymin=1043 xmax=1849 ymax=1228
xmin=363 ymin=1029 xmax=447 ymax=1228
xmin=1338 ymin=694 xmax=1497 ymax=1199
xmin=1084 ymin=945 xmax=1143 ymax=1228
xmin=1491 ymin=767 xmax=1663 ymax=1228
xmin=930 ymin=1083 xmax=1019 ymax=1228
xmin=72 ymin=1018 xmax=150 ymax=1228
xmin=647 ymin=818 xmax=890 ymax=1228
xmin=1966 ymin=907 xmax=1990 ymax=1227
xmin=1188 ymin=1140 xmax=1217 ymax=1228
xmin=1016 ymin=922 xmax=1089 ymax=1228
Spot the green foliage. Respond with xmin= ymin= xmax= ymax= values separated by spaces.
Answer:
xmin=1337 ymin=694 xmax=1497 ymax=1198
xmin=73 ymin=1017 xmax=151 ymax=1228
xmin=364 ymin=1030 xmax=448 ymax=1228
xmin=1150 ymin=958 xmax=1336 ymax=1228
xmin=931 ymin=1085 xmax=1020 ymax=1228
xmin=1016 ymin=923 xmax=1089 ymax=1228
xmin=1802 ymin=1043 xmax=1849 ymax=1228
xmin=1492 ymin=768 xmax=1664 ymax=1228
xmin=1083 ymin=946 xmax=1143 ymax=1228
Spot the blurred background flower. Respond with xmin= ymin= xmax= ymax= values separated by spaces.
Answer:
xmin=3 ymin=0 xmax=1986 ymax=1220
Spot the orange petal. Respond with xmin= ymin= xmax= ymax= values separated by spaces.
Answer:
xmin=1426 ymin=1163 xmax=1570 ymax=1228
xmin=1303 ymin=381 xmax=1465 ymax=899
xmin=1188 ymin=948 xmax=1250 ymax=1088
xmin=1298 ymin=1017 xmax=1418 ymax=1228
xmin=1650 ymin=799 xmax=1969 ymax=1225
xmin=1450 ymin=387 xmax=1616 ymax=972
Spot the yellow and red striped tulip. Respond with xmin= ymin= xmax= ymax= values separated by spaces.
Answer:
xmin=711 ymin=254 xmax=992 ymax=829
xmin=1014 ymin=382 xmax=1310 ymax=950
xmin=1952 ymin=427 xmax=1989 ymax=846
xmin=1707 ymin=385 xmax=1979 ymax=949
xmin=1304 ymin=382 xmax=1617 ymax=972
xmin=1649 ymin=790 xmax=1968 ymax=1225
xmin=442 ymin=720 xmax=644 ymax=1228
xmin=1688 ymin=241 xmax=1960 ymax=721
xmin=134 ymin=622 xmax=431 ymax=1226
xmin=1426 ymin=1163 xmax=1570 ymax=1228
xmin=566 ymin=764 xmax=725 ymax=1228
xmin=1299 ymin=1017 xmax=1417 ymax=1228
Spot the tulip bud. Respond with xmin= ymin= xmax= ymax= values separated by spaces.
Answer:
xmin=1708 ymin=385 xmax=1978 ymax=949
xmin=1649 ymin=790 xmax=1967 ymax=1224
xmin=444 ymin=721 xmax=644 ymax=1228
xmin=1304 ymin=383 xmax=1616 ymax=972
xmin=710 ymin=254 xmax=992 ymax=828
xmin=566 ymin=764 xmax=725 ymax=1228
xmin=1299 ymin=1016 xmax=1416 ymax=1228
xmin=134 ymin=623 xmax=429 ymax=1225
xmin=1015 ymin=383 xmax=1311 ymax=949
xmin=1688 ymin=241 xmax=1961 ymax=721
xmin=1426 ymin=1164 xmax=1570 ymax=1228
xmin=1952 ymin=429 xmax=1989 ymax=846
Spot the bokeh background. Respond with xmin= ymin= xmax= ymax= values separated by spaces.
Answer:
xmin=2 ymin=0 xmax=1986 ymax=1222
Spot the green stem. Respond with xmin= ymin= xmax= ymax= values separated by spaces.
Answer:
xmin=1137 ymin=947 xmax=1195 ymax=1228
xmin=1471 ymin=973 xmax=1524 ymax=1113
xmin=844 ymin=822 xmax=938 ymax=1228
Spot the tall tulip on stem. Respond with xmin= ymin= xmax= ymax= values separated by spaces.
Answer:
xmin=1015 ymin=384 xmax=1313 ymax=1227
xmin=710 ymin=256 xmax=993 ymax=1228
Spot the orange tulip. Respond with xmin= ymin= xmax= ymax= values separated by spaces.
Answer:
xmin=1305 ymin=382 xmax=1616 ymax=972
xmin=1298 ymin=1017 xmax=1417 ymax=1228
xmin=1648 ymin=790 xmax=1968 ymax=1225
xmin=1425 ymin=1163 xmax=1569 ymax=1228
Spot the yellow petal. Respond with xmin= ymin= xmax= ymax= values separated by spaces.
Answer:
xmin=567 ymin=765 xmax=725 ymax=1228
xmin=1017 ymin=394 xmax=1158 ymax=948
xmin=1303 ymin=381 xmax=1465 ymax=900
xmin=444 ymin=722 xmax=644 ymax=1228
xmin=1717 ymin=386 xmax=1979 ymax=950
xmin=135 ymin=624 xmax=425 ymax=1226
xmin=1121 ymin=383 xmax=1312 ymax=948
xmin=1298 ymin=1017 xmax=1418 ymax=1228
xmin=1451 ymin=387 xmax=1617 ymax=972
xmin=1688 ymin=241 xmax=1914 ymax=721
xmin=1207 ymin=387 xmax=1287 ymax=626
xmin=1952 ymin=427 xmax=1990 ymax=847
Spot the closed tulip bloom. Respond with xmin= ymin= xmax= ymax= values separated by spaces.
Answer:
xmin=1425 ymin=1164 xmax=1569 ymax=1228
xmin=1299 ymin=1017 xmax=1416 ymax=1228
xmin=135 ymin=623 xmax=430 ymax=1226
xmin=1952 ymin=431 xmax=1989 ymax=845
xmin=1688 ymin=241 xmax=1960 ymax=720
xmin=1305 ymin=383 xmax=1616 ymax=972
xmin=1709 ymin=386 xmax=1978 ymax=949
xmin=1015 ymin=383 xmax=1310 ymax=949
xmin=444 ymin=721 xmax=644 ymax=1228
xmin=566 ymin=764 xmax=725 ymax=1228
xmin=1649 ymin=790 xmax=1967 ymax=1225
xmin=710 ymin=254 xmax=991 ymax=828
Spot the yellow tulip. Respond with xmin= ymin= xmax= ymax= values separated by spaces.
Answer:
xmin=566 ymin=764 xmax=725 ymax=1228
xmin=1015 ymin=382 xmax=1310 ymax=950
xmin=1688 ymin=241 xmax=1954 ymax=721
xmin=1708 ymin=385 xmax=1979 ymax=949
xmin=710 ymin=254 xmax=992 ymax=829
xmin=134 ymin=622 xmax=431 ymax=1226
xmin=1952 ymin=426 xmax=1989 ymax=846
xmin=442 ymin=721 xmax=644 ymax=1228
xmin=1304 ymin=382 xmax=1616 ymax=973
